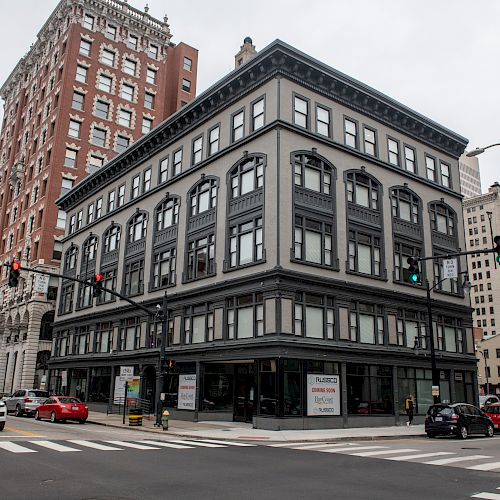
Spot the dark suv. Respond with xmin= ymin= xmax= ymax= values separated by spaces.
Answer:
xmin=425 ymin=403 xmax=494 ymax=439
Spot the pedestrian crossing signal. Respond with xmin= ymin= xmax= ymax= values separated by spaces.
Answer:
xmin=405 ymin=257 xmax=421 ymax=284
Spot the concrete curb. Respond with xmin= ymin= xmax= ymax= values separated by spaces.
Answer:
xmin=87 ymin=419 xmax=427 ymax=443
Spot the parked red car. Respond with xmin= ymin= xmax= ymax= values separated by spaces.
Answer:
xmin=483 ymin=403 xmax=500 ymax=431
xmin=35 ymin=396 xmax=88 ymax=424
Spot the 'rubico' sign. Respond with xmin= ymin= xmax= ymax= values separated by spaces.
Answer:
xmin=307 ymin=374 xmax=340 ymax=416
xmin=178 ymin=374 xmax=197 ymax=410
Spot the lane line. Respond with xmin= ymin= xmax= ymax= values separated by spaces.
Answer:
xmin=169 ymin=439 xmax=226 ymax=448
xmin=423 ymin=455 xmax=492 ymax=466
xmin=104 ymin=441 xmax=160 ymax=450
xmin=30 ymin=440 xmax=81 ymax=452
xmin=319 ymin=446 xmax=386 ymax=453
xmin=67 ymin=440 xmax=123 ymax=451
xmin=0 ymin=441 xmax=37 ymax=453
xmin=139 ymin=440 xmax=194 ymax=449
xmin=3 ymin=426 xmax=44 ymax=437
xmin=193 ymin=439 xmax=256 ymax=447
xmin=351 ymin=448 xmax=419 ymax=457
xmin=471 ymin=493 xmax=500 ymax=499
xmin=386 ymin=452 xmax=454 ymax=461
xmin=0 ymin=435 xmax=46 ymax=438
xmin=468 ymin=462 xmax=500 ymax=472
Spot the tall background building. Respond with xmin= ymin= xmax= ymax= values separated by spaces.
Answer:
xmin=0 ymin=0 xmax=198 ymax=394
xmin=459 ymin=154 xmax=482 ymax=199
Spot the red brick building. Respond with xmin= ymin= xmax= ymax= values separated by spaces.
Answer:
xmin=0 ymin=0 xmax=197 ymax=393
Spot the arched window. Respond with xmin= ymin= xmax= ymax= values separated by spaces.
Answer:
xmin=64 ymin=245 xmax=78 ymax=271
xmin=293 ymin=153 xmax=332 ymax=195
xmin=127 ymin=212 xmax=147 ymax=242
xmin=230 ymin=156 xmax=264 ymax=198
xmin=429 ymin=202 xmax=456 ymax=236
xmin=346 ymin=172 xmax=380 ymax=210
xmin=391 ymin=188 xmax=420 ymax=224
xmin=103 ymin=224 xmax=121 ymax=253
xmin=155 ymin=197 xmax=179 ymax=231
xmin=82 ymin=236 xmax=98 ymax=263
xmin=190 ymin=179 xmax=217 ymax=215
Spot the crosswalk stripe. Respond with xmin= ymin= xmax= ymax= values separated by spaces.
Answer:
xmin=0 ymin=442 xmax=37 ymax=453
xmin=471 ymin=493 xmax=500 ymax=499
xmin=351 ymin=448 xmax=419 ymax=457
xmin=319 ymin=446 xmax=386 ymax=453
xmin=288 ymin=443 xmax=356 ymax=450
xmin=68 ymin=440 xmax=123 ymax=451
xmin=424 ymin=455 xmax=492 ymax=466
xmin=104 ymin=441 xmax=160 ymax=450
xmin=386 ymin=452 xmax=454 ymax=461
xmin=30 ymin=441 xmax=80 ymax=452
xmin=194 ymin=439 xmax=256 ymax=447
xmin=139 ymin=440 xmax=194 ymax=449
xmin=468 ymin=462 xmax=500 ymax=472
xmin=169 ymin=439 xmax=226 ymax=448
xmin=269 ymin=442 xmax=342 ymax=448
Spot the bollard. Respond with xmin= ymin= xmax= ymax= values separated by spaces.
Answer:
xmin=128 ymin=408 xmax=143 ymax=426
xmin=161 ymin=409 xmax=170 ymax=430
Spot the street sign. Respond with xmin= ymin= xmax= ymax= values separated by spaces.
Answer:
xmin=442 ymin=258 xmax=458 ymax=279
xmin=34 ymin=274 xmax=50 ymax=293
xmin=120 ymin=366 xmax=134 ymax=381
xmin=432 ymin=385 xmax=440 ymax=396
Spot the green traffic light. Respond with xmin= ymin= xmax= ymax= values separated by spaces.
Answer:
xmin=496 ymin=254 xmax=500 ymax=264
xmin=409 ymin=273 xmax=419 ymax=283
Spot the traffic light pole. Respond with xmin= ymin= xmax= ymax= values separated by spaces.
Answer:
xmin=425 ymin=280 xmax=440 ymax=405
xmin=155 ymin=292 xmax=168 ymax=426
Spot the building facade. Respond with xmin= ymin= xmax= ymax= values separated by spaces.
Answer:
xmin=463 ymin=183 xmax=500 ymax=341
xmin=0 ymin=0 xmax=198 ymax=394
xmin=459 ymin=154 xmax=482 ymax=199
xmin=50 ymin=39 xmax=475 ymax=430
xmin=476 ymin=334 xmax=500 ymax=396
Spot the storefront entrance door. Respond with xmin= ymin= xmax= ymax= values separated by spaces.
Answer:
xmin=234 ymin=364 xmax=255 ymax=423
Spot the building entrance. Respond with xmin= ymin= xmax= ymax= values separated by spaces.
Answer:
xmin=233 ymin=364 xmax=255 ymax=423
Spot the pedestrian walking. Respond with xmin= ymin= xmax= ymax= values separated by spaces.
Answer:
xmin=405 ymin=396 xmax=414 ymax=426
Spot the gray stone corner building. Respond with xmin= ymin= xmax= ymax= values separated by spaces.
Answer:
xmin=49 ymin=39 xmax=475 ymax=430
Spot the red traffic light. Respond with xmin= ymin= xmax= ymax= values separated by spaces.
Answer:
xmin=95 ymin=273 xmax=104 ymax=282
xmin=12 ymin=262 xmax=22 ymax=271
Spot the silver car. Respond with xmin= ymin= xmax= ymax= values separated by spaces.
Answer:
xmin=5 ymin=389 xmax=49 ymax=417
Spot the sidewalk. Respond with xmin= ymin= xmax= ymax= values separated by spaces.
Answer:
xmin=87 ymin=411 xmax=426 ymax=442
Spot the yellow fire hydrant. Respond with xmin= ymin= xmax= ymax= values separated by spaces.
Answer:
xmin=161 ymin=409 xmax=170 ymax=431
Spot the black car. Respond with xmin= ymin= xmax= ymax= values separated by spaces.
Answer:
xmin=425 ymin=403 xmax=494 ymax=439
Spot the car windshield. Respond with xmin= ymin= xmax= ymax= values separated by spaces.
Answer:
xmin=428 ymin=405 xmax=453 ymax=416
xmin=28 ymin=391 xmax=49 ymax=398
xmin=58 ymin=397 xmax=80 ymax=404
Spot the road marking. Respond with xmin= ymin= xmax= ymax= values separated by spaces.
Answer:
xmin=104 ymin=441 xmax=160 ymax=450
xmin=193 ymin=439 xmax=256 ymax=447
xmin=423 ymin=455 xmax=492 ymax=466
xmin=169 ymin=439 xmax=226 ymax=448
xmin=139 ymin=440 xmax=194 ymax=449
xmin=4 ymin=426 xmax=44 ymax=437
xmin=468 ymin=462 xmax=500 ymax=471
xmin=289 ymin=443 xmax=357 ymax=450
xmin=0 ymin=435 xmax=46 ymax=438
xmin=319 ymin=446 xmax=387 ymax=453
xmin=351 ymin=448 xmax=419 ymax=457
xmin=386 ymin=452 xmax=454 ymax=461
xmin=269 ymin=442 xmax=332 ymax=448
xmin=471 ymin=493 xmax=500 ymax=499
xmin=67 ymin=440 xmax=123 ymax=451
xmin=30 ymin=441 xmax=81 ymax=452
xmin=0 ymin=441 xmax=37 ymax=453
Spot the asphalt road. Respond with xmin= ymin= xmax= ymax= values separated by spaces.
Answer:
xmin=1 ymin=417 xmax=500 ymax=500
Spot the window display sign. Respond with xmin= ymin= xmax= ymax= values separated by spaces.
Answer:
xmin=178 ymin=374 xmax=197 ymax=410
xmin=307 ymin=374 xmax=340 ymax=416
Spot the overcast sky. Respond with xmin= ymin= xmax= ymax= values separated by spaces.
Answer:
xmin=1 ymin=0 xmax=498 ymax=192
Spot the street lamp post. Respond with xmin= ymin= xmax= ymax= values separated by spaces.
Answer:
xmin=466 ymin=143 xmax=500 ymax=158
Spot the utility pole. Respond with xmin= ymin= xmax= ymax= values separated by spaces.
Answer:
xmin=155 ymin=291 xmax=168 ymax=426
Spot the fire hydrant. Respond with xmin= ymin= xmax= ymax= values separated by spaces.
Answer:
xmin=161 ymin=409 xmax=170 ymax=430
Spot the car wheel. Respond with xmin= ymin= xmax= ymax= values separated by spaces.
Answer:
xmin=15 ymin=405 xmax=23 ymax=417
xmin=50 ymin=411 xmax=58 ymax=423
xmin=458 ymin=425 xmax=468 ymax=439
xmin=486 ymin=424 xmax=495 ymax=438
xmin=35 ymin=410 xmax=41 ymax=421
xmin=0 ymin=422 xmax=4 ymax=431
xmin=427 ymin=433 xmax=436 ymax=438
xmin=78 ymin=419 xmax=86 ymax=424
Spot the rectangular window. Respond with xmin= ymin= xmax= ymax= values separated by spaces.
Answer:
xmin=348 ymin=230 xmax=381 ymax=276
xmin=117 ymin=184 xmax=125 ymax=208
xmin=91 ymin=127 xmax=107 ymax=147
xmin=98 ymin=74 xmax=112 ymax=93
xmin=83 ymin=14 xmax=94 ymax=30
xmin=76 ymin=65 xmax=87 ymax=83
xmin=97 ymin=270 xmax=117 ymax=304
xmin=173 ymin=149 xmax=182 ymax=176
xmin=123 ymin=58 xmax=137 ymax=76
xmin=64 ymin=148 xmax=77 ymax=167
xmin=146 ymin=68 xmax=157 ymax=84
xmin=101 ymin=49 xmax=115 ymax=67
xmin=363 ymin=127 xmax=376 ymax=156
xmin=95 ymin=198 xmax=102 ymax=219
xmin=124 ymin=260 xmax=144 ymax=296
xmin=79 ymin=39 xmax=91 ymax=57
xmin=192 ymin=136 xmax=203 ymax=165
xmin=72 ymin=91 xmax=84 ymax=111
xmin=76 ymin=210 xmax=83 ymax=230
xmin=115 ymin=135 xmax=130 ymax=153
xmin=232 ymin=110 xmax=244 ymax=142
xmin=106 ymin=24 xmax=117 ymax=40
xmin=143 ymin=168 xmax=152 ymax=193
xmin=144 ymin=92 xmax=155 ymax=109
xmin=387 ymin=138 xmax=400 ymax=166
xmin=127 ymin=34 xmax=138 ymax=50
xmin=208 ymin=126 xmax=220 ymax=156
xmin=88 ymin=155 xmax=104 ymax=172
xmin=251 ymin=98 xmax=265 ymax=131
xmin=95 ymin=99 xmax=110 ymax=119
xmin=142 ymin=117 xmax=153 ymax=134
xmin=294 ymin=95 xmax=308 ymax=128
xmin=118 ymin=108 xmax=132 ymax=127
xmin=68 ymin=120 xmax=81 ymax=139
xmin=229 ymin=217 xmax=263 ymax=267
xmin=131 ymin=175 xmax=140 ymax=199
xmin=107 ymin=190 xmax=115 ymax=212
xmin=294 ymin=216 xmax=333 ymax=267
xmin=344 ymin=118 xmax=357 ymax=148
xmin=148 ymin=44 xmax=159 ymax=59
xmin=394 ymin=242 xmax=421 ymax=283
xmin=87 ymin=204 xmax=94 ymax=224
xmin=404 ymin=145 xmax=416 ymax=173
xmin=183 ymin=56 xmax=192 ymax=71
xmin=121 ymin=83 xmax=134 ymax=102
xmin=187 ymin=234 xmax=215 ymax=280
xmin=153 ymin=248 xmax=176 ymax=288
xmin=426 ymin=155 xmax=436 ymax=181
xmin=316 ymin=106 xmax=330 ymax=137
xmin=159 ymin=157 xmax=169 ymax=183
xmin=441 ymin=162 xmax=451 ymax=188
xmin=182 ymin=78 xmax=191 ymax=93
xmin=56 ymin=209 xmax=67 ymax=229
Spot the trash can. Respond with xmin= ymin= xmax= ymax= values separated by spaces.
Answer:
xmin=128 ymin=408 xmax=143 ymax=426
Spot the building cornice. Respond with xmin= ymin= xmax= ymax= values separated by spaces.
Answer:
xmin=58 ymin=39 xmax=469 ymax=211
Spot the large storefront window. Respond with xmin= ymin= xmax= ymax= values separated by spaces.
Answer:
xmin=347 ymin=364 xmax=393 ymax=415
xmin=259 ymin=360 xmax=277 ymax=416
xmin=88 ymin=367 xmax=111 ymax=402
xmin=202 ymin=364 xmax=233 ymax=412
xmin=455 ymin=371 xmax=474 ymax=404
xmin=283 ymin=360 xmax=301 ymax=416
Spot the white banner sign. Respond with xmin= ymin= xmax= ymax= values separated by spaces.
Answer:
xmin=177 ymin=374 xmax=197 ymax=410
xmin=61 ymin=370 xmax=68 ymax=387
xmin=442 ymin=258 xmax=458 ymax=279
xmin=307 ymin=374 xmax=341 ymax=416
xmin=120 ymin=366 xmax=134 ymax=380
xmin=113 ymin=376 xmax=126 ymax=404
xmin=34 ymin=274 xmax=50 ymax=293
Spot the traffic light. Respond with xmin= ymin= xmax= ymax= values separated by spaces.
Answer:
xmin=406 ymin=257 xmax=421 ymax=284
xmin=494 ymin=236 xmax=500 ymax=264
xmin=92 ymin=273 xmax=104 ymax=298
xmin=8 ymin=261 xmax=21 ymax=288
